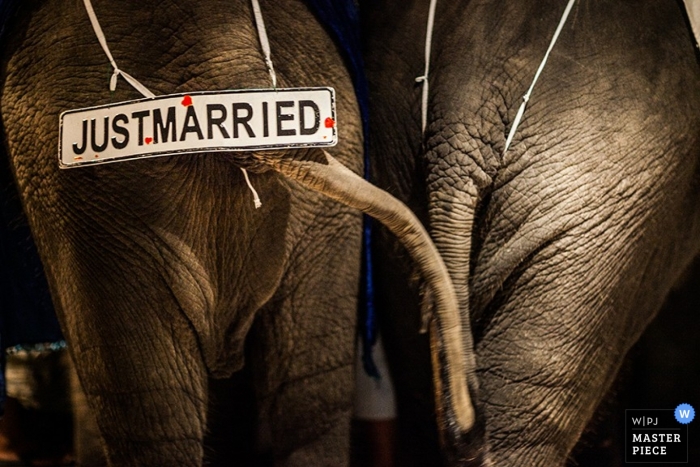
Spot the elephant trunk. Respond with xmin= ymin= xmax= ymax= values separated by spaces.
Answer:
xmin=265 ymin=150 xmax=475 ymax=433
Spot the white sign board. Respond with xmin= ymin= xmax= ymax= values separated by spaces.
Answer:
xmin=59 ymin=87 xmax=337 ymax=168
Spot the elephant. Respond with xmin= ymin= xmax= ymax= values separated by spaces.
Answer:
xmin=363 ymin=0 xmax=700 ymax=465
xmin=0 ymin=0 xmax=461 ymax=465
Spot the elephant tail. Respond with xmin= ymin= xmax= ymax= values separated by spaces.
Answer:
xmin=266 ymin=150 xmax=477 ymax=434
xmin=426 ymin=164 xmax=489 ymax=464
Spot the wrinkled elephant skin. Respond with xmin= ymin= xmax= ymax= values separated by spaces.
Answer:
xmin=365 ymin=1 xmax=700 ymax=466
xmin=1 ymin=1 xmax=364 ymax=465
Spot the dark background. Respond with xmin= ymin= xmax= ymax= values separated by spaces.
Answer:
xmin=570 ymin=256 xmax=700 ymax=467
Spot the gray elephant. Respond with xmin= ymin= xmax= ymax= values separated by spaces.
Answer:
xmin=0 ymin=0 xmax=457 ymax=465
xmin=364 ymin=0 xmax=700 ymax=465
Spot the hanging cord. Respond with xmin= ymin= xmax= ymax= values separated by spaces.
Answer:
xmin=82 ymin=0 xmax=263 ymax=209
xmin=415 ymin=0 xmax=437 ymax=331
xmin=238 ymin=0 xmax=283 ymax=209
xmin=251 ymin=0 xmax=277 ymax=88
xmin=503 ymin=0 xmax=576 ymax=155
xmin=241 ymin=168 xmax=262 ymax=209
xmin=415 ymin=0 xmax=438 ymax=135
xmin=82 ymin=0 xmax=154 ymax=97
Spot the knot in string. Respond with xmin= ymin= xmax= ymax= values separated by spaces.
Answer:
xmin=251 ymin=0 xmax=277 ymax=88
xmin=109 ymin=68 xmax=120 ymax=91
xmin=416 ymin=0 xmax=438 ymax=136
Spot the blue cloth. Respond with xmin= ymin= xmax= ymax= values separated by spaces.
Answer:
xmin=305 ymin=0 xmax=379 ymax=378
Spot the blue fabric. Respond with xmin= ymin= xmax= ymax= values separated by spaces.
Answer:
xmin=304 ymin=0 xmax=379 ymax=378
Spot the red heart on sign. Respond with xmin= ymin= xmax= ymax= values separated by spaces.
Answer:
xmin=145 ymin=137 xmax=153 ymax=145
xmin=181 ymin=95 xmax=193 ymax=106
xmin=324 ymin=117 xmax=335 ymax=128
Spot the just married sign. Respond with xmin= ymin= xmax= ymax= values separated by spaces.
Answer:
xmin=59 ymin=87 xmax=337 ymax=168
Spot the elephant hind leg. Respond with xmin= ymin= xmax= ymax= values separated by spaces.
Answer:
xmin=250 ymin=301 xmax=356 ymax=467
xmin=77 ymin=344 xmax=208 ymax=467
xmin=60 ymin=273 xmax=210 ymax=466
xmin=69 ymin=354 xmax=107 ymax=466
xmin=245 ymin=205 xmax=360 ymax=466
xmin=74 ymin=339 xmax=208 ymax=466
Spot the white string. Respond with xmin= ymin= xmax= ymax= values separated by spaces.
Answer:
xmin=241 ymin=0 xmax=278 ymax=209
xmin=241 ymin=167 xmax=263 ymax=209
xmin=415 ymin=0 xmax=438 ymax=135
xmin=82 ymin=0 xmax=263 ymax=209
xmin=83 ymin=0 xmax=155 ymax=98
xmin=250 ymin=0 xmax=277 ymax=88
xmin=503 ymin=0 xmax=576 ymax=155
